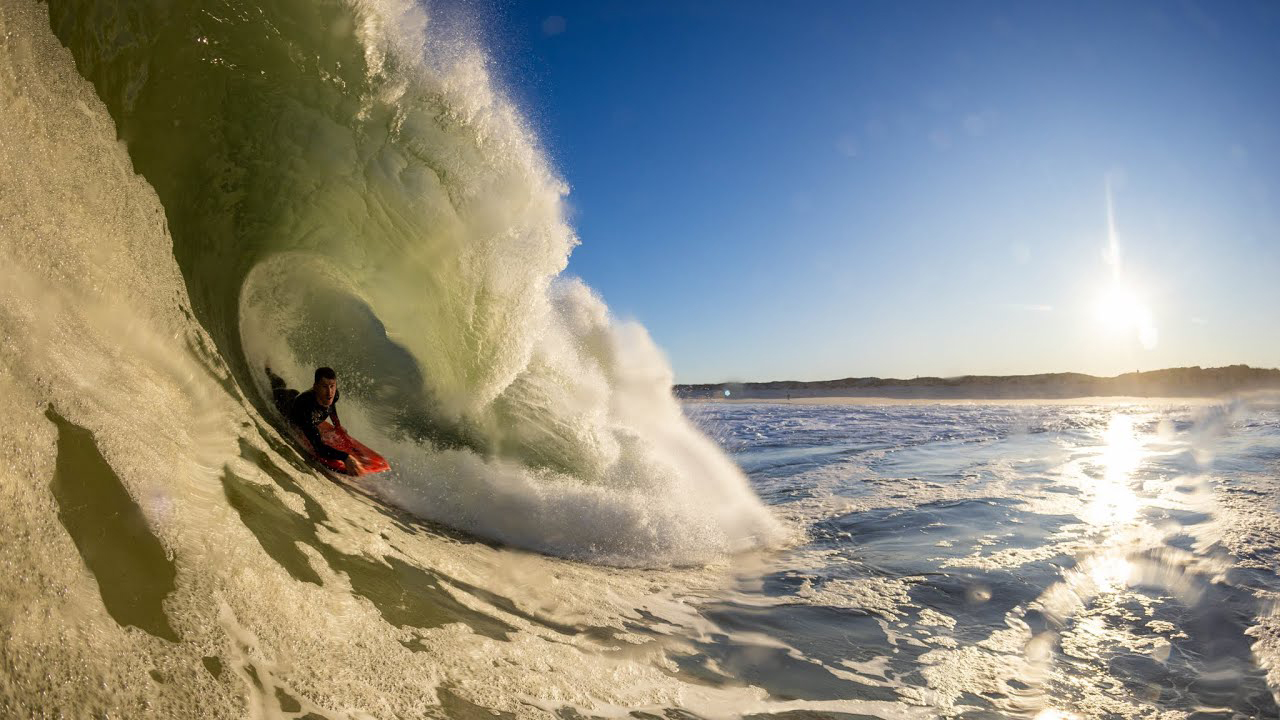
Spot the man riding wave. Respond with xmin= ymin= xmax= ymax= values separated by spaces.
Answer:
xmin=267 ymin=365 xmax=365 ymax=476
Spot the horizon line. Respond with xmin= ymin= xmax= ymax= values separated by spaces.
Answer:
xmin=674 ymin=363 xmax=1279 ymax=387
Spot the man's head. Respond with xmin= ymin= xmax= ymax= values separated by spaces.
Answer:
xmin=313 ymin=366 xmax=338 ymax=407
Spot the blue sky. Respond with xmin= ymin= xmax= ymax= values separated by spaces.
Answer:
xmin=490 ymin=1 xmax=1280 ymax=383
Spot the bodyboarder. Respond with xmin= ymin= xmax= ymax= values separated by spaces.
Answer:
xmin=267 ymin=366 xmax=365 ymax=476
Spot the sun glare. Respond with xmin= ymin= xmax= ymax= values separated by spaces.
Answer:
xmin=1087 ymin=552 xmax=1135 ymax=593
xmin=1095 ymin=283 xmax=1158 ymax=350
xmin=1096 ymin=180 xmax=1159 ymax=351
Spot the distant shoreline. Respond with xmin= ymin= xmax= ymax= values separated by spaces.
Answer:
xmin=673 ymin=365 xmax=1280 ymax=403
xmin=682 ymin=395 xmax=1228 ymax=406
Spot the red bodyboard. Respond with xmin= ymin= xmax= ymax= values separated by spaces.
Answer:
xmin=305 ymin=422 xmax=390 ymax=475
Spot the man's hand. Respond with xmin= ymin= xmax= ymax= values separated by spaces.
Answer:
xmin=345 ymin=455 xmax=365 ymax=477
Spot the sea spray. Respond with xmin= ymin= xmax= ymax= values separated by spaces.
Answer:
xmin=372 ymin=279 xmax=789 ymax=565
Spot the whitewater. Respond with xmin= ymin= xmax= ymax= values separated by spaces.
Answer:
xmin=3 ymin=0 xmax=1280 ymax=716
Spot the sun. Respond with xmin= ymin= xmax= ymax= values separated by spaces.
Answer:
xmin=1095 ymin=283 xmax=1158 ymax=350
xmin=1095 ymin=284 xmax=1158 ymax=350
xmin=1095 ymin=284 xmax=1143 ymax=330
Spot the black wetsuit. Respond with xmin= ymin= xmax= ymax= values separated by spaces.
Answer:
xmin=267 ymin=369 xmax=349 ymax=461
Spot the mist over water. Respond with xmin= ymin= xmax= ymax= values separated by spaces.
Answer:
xmin=3 ymin=0 xmax=1280 ymax=717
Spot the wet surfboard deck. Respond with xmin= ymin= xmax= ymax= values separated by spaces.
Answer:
xmin=302 ymin=421 xmax=390 ymax=476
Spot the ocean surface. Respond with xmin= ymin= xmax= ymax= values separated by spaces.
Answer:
xmin=3 ymin=0 xmax=1280 ymax=716
xmin=685 ymin=399 xmax=1280 ymax=719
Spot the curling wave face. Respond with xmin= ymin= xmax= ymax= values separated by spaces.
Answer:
xmin=35 ymin=0 xmax=783 ymax=564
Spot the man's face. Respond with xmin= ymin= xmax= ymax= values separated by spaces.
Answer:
xmin=315 ymin=377 xmax=338 ymax=407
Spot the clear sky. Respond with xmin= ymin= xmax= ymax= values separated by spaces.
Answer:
xmin=489 ymin=1 xmax=1280 ymax=384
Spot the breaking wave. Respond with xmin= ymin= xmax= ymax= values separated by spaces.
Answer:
xmin=11 ymin=0 xmax=782 ymax=565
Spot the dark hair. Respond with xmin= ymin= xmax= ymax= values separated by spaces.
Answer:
xmin=314 ymin=366 xmax=337 ymax=383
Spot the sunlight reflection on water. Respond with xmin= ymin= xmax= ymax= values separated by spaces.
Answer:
xmin=1087 ymin=413 xmax=1144 ymax=527
xmin=693 ymin=400 xmax=1280 ymax=717
xmin=1024 ymin=410 xmax=1242 ymax=716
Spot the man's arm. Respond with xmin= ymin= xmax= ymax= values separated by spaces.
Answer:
xmin=299 ymin=420 xmax=349 ymax=462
